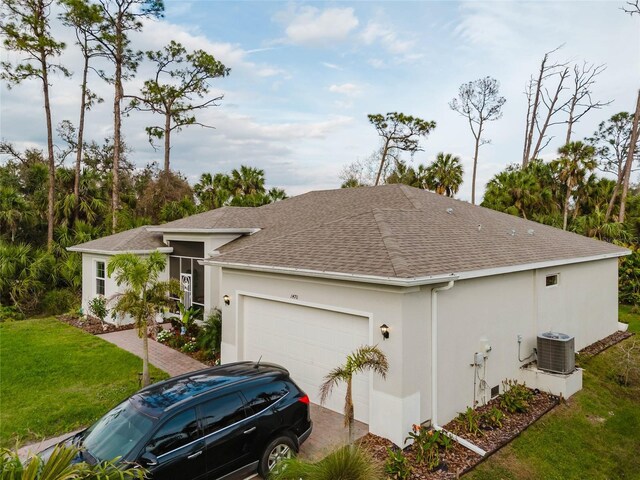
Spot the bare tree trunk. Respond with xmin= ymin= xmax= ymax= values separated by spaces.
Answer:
xmin=164 ymin=112 xmax=171 ymax=174
xmin=112 ymin=63 xmax=122 ymax=233
xmin=523 ymin=55 xmax=548 ymax=166
xmin=604 ymin=173 xmax=623 ymax=223
xmin=374 ymin=140 xmax=391 ymax=186
xmin=522 ymin=80 xmax=534 ymax=167
xmin=472 ymin=135 xmax=480 ymax=205
xmin=565 ymin=97 xmax=576 ymax=145
xmin=563 ymin=186 xmax=571 ymax=231
xmin=531 ymin=68 xmax=569 ymax=160
xmin=142 ymin=318 xmax=151 ymax=386
xmin=41 ymin=51 xmax=55 ymax=250
xmin=74 ymin=51 xmax=89 ymax=221
xmin=619 ymin=89 xmax=640 ymax=223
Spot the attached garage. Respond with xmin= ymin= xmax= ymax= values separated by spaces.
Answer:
xmin=240 ymin=295 xmax=371 ymax=423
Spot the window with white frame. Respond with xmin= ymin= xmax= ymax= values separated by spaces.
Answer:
xmin=545 ymin=274 xmax=559 ymax=287
xmin=96 ymin=261 xmax=106 ymax=295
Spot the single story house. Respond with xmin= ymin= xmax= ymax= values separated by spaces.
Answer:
xmin=69 ymin=184 xmax=628 ymax=447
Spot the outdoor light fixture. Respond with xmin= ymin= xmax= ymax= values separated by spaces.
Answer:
xmin=223 ymin=294 xmax=230 ymax=305
xmin=380 ymin=324 xmax=390 ymax=340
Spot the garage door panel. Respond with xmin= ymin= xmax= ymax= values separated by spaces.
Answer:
xmin=243 ymin=297 xmax=369 ymax=423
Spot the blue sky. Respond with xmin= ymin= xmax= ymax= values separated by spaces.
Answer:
xmin=1 ymin=1 xmax=639 ymax=200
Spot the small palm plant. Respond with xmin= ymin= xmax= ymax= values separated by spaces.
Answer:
xmin=0 ymin=444 xmax=146 ymax=479
xmin=108 ymin=251 xmax=180 ymax=386
xmin=319 ymin=345 xmax=389 ymax=443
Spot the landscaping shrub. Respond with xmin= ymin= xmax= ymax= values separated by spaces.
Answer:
xmin=612 ymin=339 xmax=640 ymax=386
xmin=618 ymin=243 xmax=640 ymax=306
xmin=480 ymin=406 xmax=505 ymax=429
xmin=405 ymin=424 xmax=451 ymax=470
xmin=0 ymin=445 xmax=146 ymax=479
xmin=269 ymin=445 xmax=384 ymax=480
xmin=455 ymin=407 xmax=483 ymax=436
xmin=197 ymin=308 xmax=222 ymax=354
xmin=500 ymin=379 xmax=533 ymax=413
xmin=41 ymin=288 xmax=79 ymax=316
xmin=0 ymin=305 xmax=25 ymax=322
xmin=385 ymin=447 xmax=412 ymax=479
xmin=88 ymin=295 xmax=108 ymax=323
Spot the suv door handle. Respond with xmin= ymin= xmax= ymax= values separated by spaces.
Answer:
xmin=187 ymin=450 xmax=202 ymax=460
xmin=243 ymin=427 xmax=256 ymax=434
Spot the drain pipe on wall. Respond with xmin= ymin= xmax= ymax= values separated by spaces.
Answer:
xmin=431 ymin=281 xmax=487 ymax=457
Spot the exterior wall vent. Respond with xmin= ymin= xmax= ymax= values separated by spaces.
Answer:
xmin=537 ymin=332 xmax=575 ymax=374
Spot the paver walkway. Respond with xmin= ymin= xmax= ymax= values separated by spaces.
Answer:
xmin=98 ymin=328 xmax=207 ymax=377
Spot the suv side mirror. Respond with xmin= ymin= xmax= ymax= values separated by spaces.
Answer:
xmin=139 ymin=452 xmax=159 ymax=467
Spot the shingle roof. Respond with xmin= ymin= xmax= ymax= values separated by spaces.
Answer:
xmin=207 ymin=185 xmax=627 ymax=278
xmin=72 ymin=185 xmax=628 ymax=277
xmin=68 ymin=226 xmax=169 ymax=254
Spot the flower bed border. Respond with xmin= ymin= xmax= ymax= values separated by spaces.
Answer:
xmin=578 ymin=329 xmax=633 ymax=358
xmin=57 ymin=314 xmax=135 ymax=335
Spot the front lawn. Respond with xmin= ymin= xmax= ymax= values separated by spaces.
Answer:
xmin=466 ymin=305 xmax=640 ymax=480
xmin=0 ymin=318 xmax=167 ymax=447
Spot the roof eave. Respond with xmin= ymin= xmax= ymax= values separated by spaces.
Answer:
xmin=147 ymin=227 xmax=261 ymax=235
xmin=452 ymin=250 xmax=630 ymax=280
xmin=201 ymin=250 xmax=628 ymax=286
xmin=66 ymin=246 xmax=174 ymax=255
xmin=199 ymin=259 xmax=459 ymax=287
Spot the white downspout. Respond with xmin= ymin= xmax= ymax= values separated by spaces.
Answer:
xmin=431 ymin=281 xmax=487 ymax=457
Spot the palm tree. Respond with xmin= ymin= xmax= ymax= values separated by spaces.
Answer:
xmin=0 ymin=186 xmax=33 ymax=242
xmin=551 ymin=141 xmax=597 ymax=230
xmin=0 ymin=444 xmax=146 ymax=479
xmin=424 ymin=153 xmax=464 ymax=197
xmin=194 ymin=172 xmax=232 ymax=210
xmin=229 ymin=165 xmax=266 ymax=196
xmin=319 ymin=345 xmax=388 ymax=443
xmin=107 ymin=251 xmax=180 ymax=386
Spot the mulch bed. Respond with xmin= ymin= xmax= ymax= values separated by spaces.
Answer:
xmin=578 ymin=329 xmax=633 ymax=358
xmin=360 ymin=390 xmax=559 ymax=479
xmin=57 ymin=314 xmax=135 ymax=335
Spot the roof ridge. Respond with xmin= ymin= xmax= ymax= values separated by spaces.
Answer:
xmin=216 ymin=208 xmax=381 ymax=258
xmin=398 ymin=184 xmax=426 ymax=210
xmin=371 ymin=209 xmax=413 ymax=277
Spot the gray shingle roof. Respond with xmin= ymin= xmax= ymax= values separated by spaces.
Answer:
xmin=71 ymin=185 xmax=628 ymax=278
xmin=209 ymin=185 xmax=627 ymax=278
xmin=68 ymin=226 xmax=168 ymax=254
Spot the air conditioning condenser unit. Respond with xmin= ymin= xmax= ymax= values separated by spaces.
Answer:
xmin=537 ymin=332 xmax=575 ymax=374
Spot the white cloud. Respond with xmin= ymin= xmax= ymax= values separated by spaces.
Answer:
xmin=329 ymin=83 xmax=362 ymax=96
xmin=361 ymin=21 xmax=414 ymax=55
xmin=278 ymin=6 xmax=359 ymax=46
xmin=368 ymin=58 xmax=386 ymax=69
xmin=322 ymin=62 xmax=341 ymax=70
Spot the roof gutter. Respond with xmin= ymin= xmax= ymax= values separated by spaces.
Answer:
xmin=430 ymin=280 xmax=487 ymax=457
xmin=200 ymin=259 xmax=459 ymax=287
xmin=66 ymin=247 xmax=173 ymax=255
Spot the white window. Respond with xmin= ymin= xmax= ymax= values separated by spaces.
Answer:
xmin=545 ymin=274 xmax=559 ymax=287
xmin=96 ymin=261 xmax=105 ymax=296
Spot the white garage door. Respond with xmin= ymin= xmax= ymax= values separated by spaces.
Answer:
xmin=243 ymin=297 xmax=370 ymax=423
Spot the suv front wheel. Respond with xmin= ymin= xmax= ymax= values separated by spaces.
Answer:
xmin=258 ymin=434 xmax=296 ymax=477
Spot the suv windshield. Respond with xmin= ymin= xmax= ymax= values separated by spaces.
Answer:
xmin=83 ymin=400 xmax=153 ymax=462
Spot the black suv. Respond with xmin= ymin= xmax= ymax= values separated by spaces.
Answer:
xmin=43 ymin=362 xmax=312 ymax=479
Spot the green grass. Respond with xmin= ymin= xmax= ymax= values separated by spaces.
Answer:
xmin=466 ymin=305 xmax=640 ymax=480
xmin=0 ymin=318 xmax=167 ymax=448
